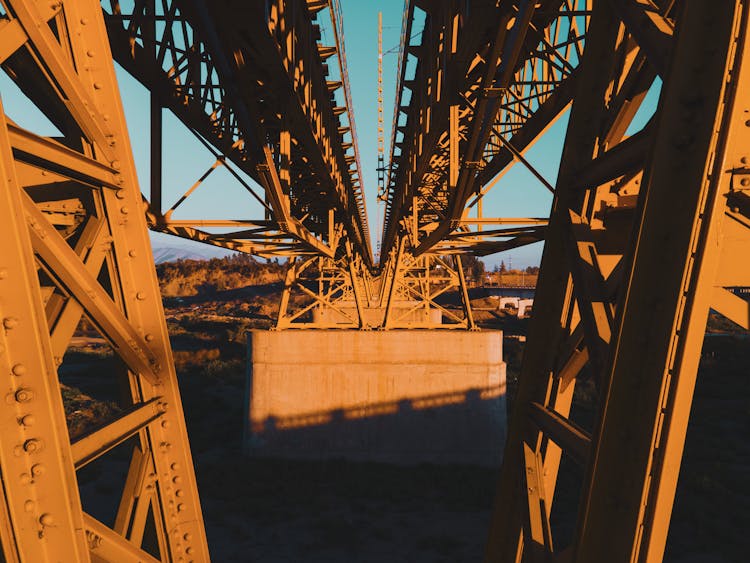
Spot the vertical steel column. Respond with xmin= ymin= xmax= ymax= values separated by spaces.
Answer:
xmin=0 ymin=0 xmax=210 ymax=560
xmin=485 ymin=4 xmax=622 ymax=558
xmin=486 ymin=1 xmax=750 ymax=562
xmin=576 ymin=2 xmax=748 ymax=560
xmin=0 ymin=100 xmax=90 ymax=563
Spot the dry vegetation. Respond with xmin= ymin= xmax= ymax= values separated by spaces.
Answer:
xmin=157 ymin=254 xmax=285 ymax=297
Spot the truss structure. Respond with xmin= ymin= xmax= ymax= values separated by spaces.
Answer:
xmin=277 ymin=242 xmax=475 ymax=330
xmin=276 ymin=250 xmax=369 ymax=329
xmin=103 ymin=0 xmax=371 ymax=263
xmin=382 ymin=0 xmax=750 ymax=560
xmin=0 ymin=0 xmax=208 ymax=560
xmin=378 ymin=242 xmax=475 ymax=330
xmin=383 ymin=0 xmax=589 ymax=259
xmin=2 ymin=0 xmax=750 ymax=560
xmin=480 ymin=1 xmax=750 ymax=561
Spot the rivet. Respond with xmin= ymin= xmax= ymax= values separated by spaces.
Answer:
xmin=12 ymin=364 xmax=26 ymax=376
xmin=173 ymin=476 xmax=182 ymax=484
xmin=24 ymin=500 xmax=34 ymax=512
xmin=171 ymin=463 xmax=181 ymax=471
xmin=741 ymin=156 xmax=748 ymax=164
xmin=23 ymin=439 xmax=41 ymax=453
xmin=185 ymin=547 xmax=193 ymax=555
xmin=136 ymin=292 xmax=146 ymax=300
xmin=31 ymin=464 xmax=44 ymax=477
xmin=177 ymin=503 xmax=185 ymax=512
xmin=145 ymin=333 xmax=154 ymax=342
xmin=129 ymin=250 xmax=137 ymax=258
xmin=115 ymin=190 xmax=126 ymax=200
xmin=161 ymin=420 xmax=170 ymax=429
xmin=86 ymin=50 xmax=95 ymax=57
xmin=93 ymin=82 xmax=102 ymax=90
xmin=111 ymin=160 xmax=121 ymax=170
xmin=80 ymin=17 xmax=88 ymax=25
xmin=183 ymin=533 xmax=193 ymax=541
xmin=0 ymin=268 xmax=8 ymax=279
xmin=15 ymin=389 xmax=33 ymax=403
xmin=3 ymin=317 xmax=18 ymax=329
xmin=741 ymin=178 xmax=750 ymax=187
xmin=120 ymin=206 xmax=129 ymax=214
xmin=103 ymin=114 xmax=110 ymax=121
xmin=175 ymin=489 xmax=184 ymax=497
xmin=39 ymin=513 xmax=54 ymax=526
xmin=745 ymin=119 xmax=750 ymax=127
xmin=20 ymin=415 xmax=35 ymax=427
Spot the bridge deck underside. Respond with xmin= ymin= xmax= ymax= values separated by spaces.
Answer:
xmin=0 ymin=0 xmax=749 ymax=562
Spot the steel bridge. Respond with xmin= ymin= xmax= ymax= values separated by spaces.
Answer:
xmin=0 ymin=0 xmax=748 ymax=560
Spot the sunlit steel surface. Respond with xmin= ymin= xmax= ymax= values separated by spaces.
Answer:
xmin=0 ymin=0 xmax=749 ymax=561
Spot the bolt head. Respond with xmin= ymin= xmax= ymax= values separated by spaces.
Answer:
xmin=23 ymin=439 xmax=40 ymax=453
xmin=15 ymin=389 xmax=32 ymax=403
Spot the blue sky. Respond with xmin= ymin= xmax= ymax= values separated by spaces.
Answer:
xmin=0 ymin=2 xmax=660 ymax=269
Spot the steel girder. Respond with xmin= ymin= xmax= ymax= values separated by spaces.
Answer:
xmin=485 ymin=1 xmax=750 ymax=561
xmin=382 ymin=0 xmax=590 ymax=259
xmin=103 ymin=0 xmax=372 ymax=266
xmin=0 ymin=0 xmax=208 ymax=560
xmin=276 ymin=243 xmax=475 ymax=330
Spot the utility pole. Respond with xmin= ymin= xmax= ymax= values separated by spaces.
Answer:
xmin=376 ymin=11 xmax=385 ymax=262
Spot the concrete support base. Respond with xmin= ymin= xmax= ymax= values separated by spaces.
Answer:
xmin=245 ymin=330 xmax=507 ymax=466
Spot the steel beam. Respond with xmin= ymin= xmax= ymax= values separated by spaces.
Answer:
xmin=0 ymin=0 xmax=210 ymax=560
xmin=485 ymin=1 xmax=750 ymax=561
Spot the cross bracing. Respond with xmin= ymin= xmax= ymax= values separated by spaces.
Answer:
xmin=0 ymin=0 xmax=748 ymax=561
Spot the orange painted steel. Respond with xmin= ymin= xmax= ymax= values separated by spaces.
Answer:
xmin=1 ymin=0 xmax=749 ymax=561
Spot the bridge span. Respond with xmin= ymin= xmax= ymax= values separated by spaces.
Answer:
xmin=0 ymin=0 xmax=748 ymax=561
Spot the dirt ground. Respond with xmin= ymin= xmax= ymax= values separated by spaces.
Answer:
xmin=60 ymin=284 xmax=749 ymax=562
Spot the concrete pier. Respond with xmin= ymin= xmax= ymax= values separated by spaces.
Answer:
xmin=245 ymin=330 xmax=506 ymax=466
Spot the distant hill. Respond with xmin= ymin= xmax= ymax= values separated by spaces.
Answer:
xmin=151 ymin=243 xmax=236 ymax=263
